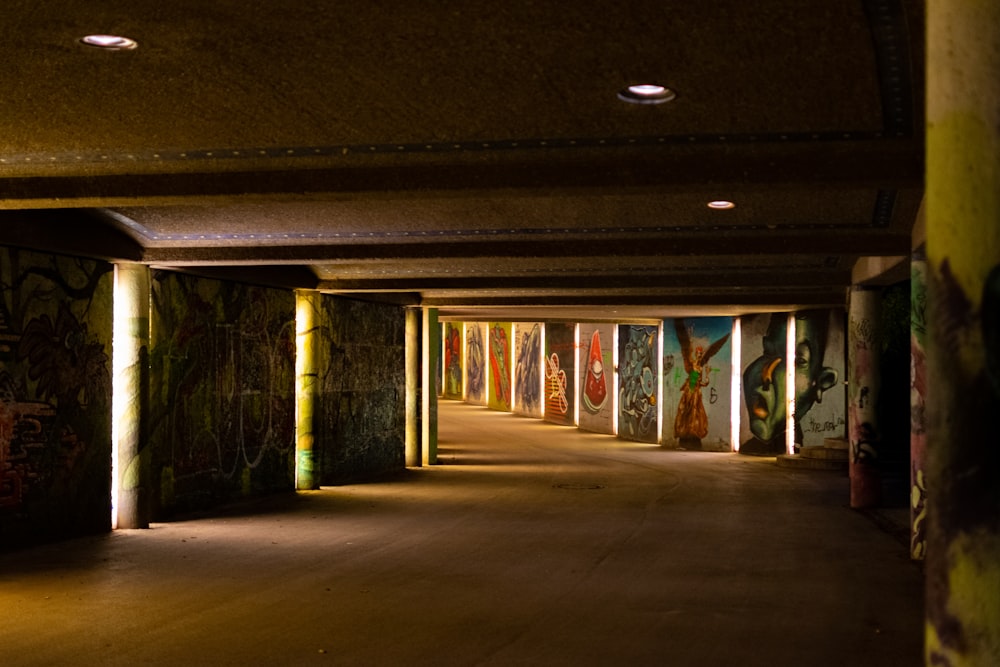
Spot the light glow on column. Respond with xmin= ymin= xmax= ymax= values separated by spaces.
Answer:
xmin=539 ymin=324 xmax=546 ymax=418
xmin=574 ymin=324 xmax=581 ymax=426
xmin=510 ymin=323 xmax=517 ymax=411
xmin=731 ymin=317 xmax=742 ymax=452
xmin=657 ymin=322 xmax=664 ymax=445
xmin=294 ymin=292 xmax=318 ymax=489
xmin=786 ymin=312 xmax=797 ymax=456
xmin=612 ymin=325 xmax=619 ymax=435
xmin=110 ymin=266 xmax=127 ymax=529
xmin=463 ymin=322 xmax=473 ymax=402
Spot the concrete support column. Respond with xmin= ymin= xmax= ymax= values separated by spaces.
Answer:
xmin=925 ymin=2 xmax=1000 ymax=662
xmin=848 ymin=286 xmax=882 ymax=509
xmin=112 ymin=263 xmax=151 ymax=529
xmin=295 ymin=291 xmax=321 ymax=490
xmin=405 ymin=308 xmax=421 ymax=467
xmin=421 ymin=308 xmax=439 ymax=465
xmin=910 ymin=247 xmax=928 ymax=561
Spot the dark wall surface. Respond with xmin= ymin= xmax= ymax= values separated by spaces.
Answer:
xmin=0 ymin=246 xmax=113 ymax=546
xmin=317 ymin=296 xmax=406 ymax=484
xmin=149 ymin=271 xmax=296 ymax=517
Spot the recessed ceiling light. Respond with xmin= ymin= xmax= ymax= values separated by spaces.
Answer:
xmin=618 ymin=84 xmax=676 ymax=105
xmin=707 ymin=200 xmax=736 ymax=209
xmin=80 ymin=34 xmax=138 ymax=50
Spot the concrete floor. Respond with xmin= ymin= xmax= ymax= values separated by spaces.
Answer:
xmin=1 ymin=400 xmax=924 ymax=666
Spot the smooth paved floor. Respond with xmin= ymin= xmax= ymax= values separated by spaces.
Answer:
xmin=2 ymin=401 xmax=924 ymax=666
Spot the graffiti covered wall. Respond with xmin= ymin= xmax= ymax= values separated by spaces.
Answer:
xmin=793 ymin=309 xmax=846 ymax=449
xmin=513 ymin=322 xmax=542 ymax=417
xmin=149 ymin=272 xmax=296 ymax=517
xmin=739 ymin=310 xmax=844 ymax=455
xmin=910 ymin=252 xmax=928 ymax=560
xmin=465 ymin=322 xmax=488 ymax=406
xmin=317 ymin=296 xmax=405 ymax=484
xmin=442 ymin=321 xmax=463 ymax=400
xmin=618 ymin=323 xmax=659 ymax=443
xmin=544 ymin=322 xmax=576 ymax=425
xmin=487 ymin=322 xmax=512 ymax=412
xmin=739 ymin=313 xmax=788 ymax=455
xmin=578 ymin=323 xmax=614 ymax=434
xmin=663 ymin=317 xmax=732 ymax=451
xmin=0 ymin=247 xmax=113 ymax=544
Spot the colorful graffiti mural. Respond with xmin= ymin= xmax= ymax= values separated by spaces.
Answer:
xmin=514 ymin=322 xmax=542 ymax=417
xmin=149 ymin=272 xmax=296 ymax=515
xmin=663 ymin=317 xmax=732 ymax=451
xmin=0 ymin=247 xmax=113 ymax=542
xmin=740 ymin=310 xmax=842 ymax=455
xmin=465 ymin=322 xmax=487 ymax=405
xmin=578 ymin=323 xmax=614 ymax=434
xmin=793 ymin=309 xmax=846 ymax=450
xmin=487 ymin=322 xmax=512 ymax=411
xmin=848 ymin=292 xmax=881 ymax=504
xmin=443 ymin=321 xmax=463 ymax=400
xmin=544 ymin=322 xmax=575 ymax=425
xmin=740 ymin=313 xmax=787 ymax=455
xmin=618 ymin=324 xmax=658 ymax=443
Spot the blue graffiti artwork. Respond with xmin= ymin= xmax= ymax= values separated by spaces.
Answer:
xmin=466 ymin=325 xmax=485 ymax=402
xmin=618 ymin=324 xmax=658 ymax=443
xmin=515 ymin=323 xmax=541 ymax=412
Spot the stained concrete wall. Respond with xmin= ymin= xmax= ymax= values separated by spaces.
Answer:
xmin=317 ymin=295 xmax=405 ymax=484
xmin=149 ymin=271 xmax=296 ymax=517
xmin=0 ymin=246 xmax=114 ymax=546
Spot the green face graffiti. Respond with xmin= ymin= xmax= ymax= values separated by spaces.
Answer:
xmin=743 ymin=315 xmax=787 ymax=444
xmin=743 ymin=311 xmax=839 ymax=448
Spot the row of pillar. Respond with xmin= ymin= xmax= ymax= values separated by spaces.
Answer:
xmin=111 ymin=275 xmax=442 ymax=526
xmin=112 ymin=2 xmax=1000 ymax=653
xmin=924 ymin=2 xmax=999 ymax=664
xmin=846 ymin=3 xmax=1000 ymax=660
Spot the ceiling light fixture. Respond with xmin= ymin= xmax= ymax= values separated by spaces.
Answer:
xmin=707 ymin=200 xmax=736 ymax=210
xmin=618 ymin=84 xmax=676 ymax=105
xmin=80 ymin=34 xmax=138 ymax=50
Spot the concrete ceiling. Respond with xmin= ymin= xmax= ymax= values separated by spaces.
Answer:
xmin=0 ymin=0 xmax=924 ymax=321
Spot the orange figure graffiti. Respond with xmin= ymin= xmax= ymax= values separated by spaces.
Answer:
xmin=673 ymin=319 xmax=730 ymax=446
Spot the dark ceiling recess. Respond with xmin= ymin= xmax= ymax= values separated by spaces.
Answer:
xmin=0 ymin=0 xmax=924 ymax=321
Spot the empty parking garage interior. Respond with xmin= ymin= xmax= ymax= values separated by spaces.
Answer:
xmin=1 ymin=2 xmax=999 ymax=665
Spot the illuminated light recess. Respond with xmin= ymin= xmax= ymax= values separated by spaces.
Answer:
xmin=731 ymin=318 xmax=742 ymax=452
xmin=707 ymin=200 xmax=736 ymax=210
xmin=80 ymin=34 xmax=138 ymax=50
xmin=618 ymin=83 xmax=676 ymax=104
xmin=786 ymin=313 xmax=797 ymax=456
